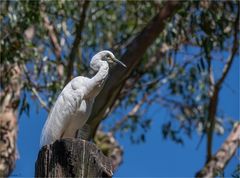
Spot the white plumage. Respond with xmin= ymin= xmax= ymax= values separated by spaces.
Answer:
xmin=40 ymin=50 xmax=126 ymax=147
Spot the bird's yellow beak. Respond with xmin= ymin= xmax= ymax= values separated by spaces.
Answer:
xmin=112 ymin=57 xmax=127 ymax=68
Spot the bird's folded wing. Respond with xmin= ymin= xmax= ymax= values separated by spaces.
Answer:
xmin=40 ymin=93 xmax=74 ymax=147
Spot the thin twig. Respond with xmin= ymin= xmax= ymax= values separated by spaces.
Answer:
xmin=22 ymin=65 xmax=50 ymax=112
xmin=40 ymin=2 xmax=61 ymax=60
xmin=31 ymin=88 xmax=50 ymax=112
xmin=110 ymin=94 xmax=148 ymax=133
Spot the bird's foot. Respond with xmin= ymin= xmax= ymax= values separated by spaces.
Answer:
xmin=75 ymin=124 xmax=91 ymax=140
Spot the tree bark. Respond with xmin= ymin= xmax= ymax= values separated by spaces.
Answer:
xmin=35 ymin=138 xmax=113 ymax=178
xmin=196 ymin=123 xmax=240 ymax=178
xmin=0 ymin=112 xmax=18 ymax=178
xmin=0 ymin=65 xmax=22 ymax=177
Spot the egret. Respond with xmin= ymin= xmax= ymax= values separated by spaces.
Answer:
xmin=40 ymin=50 xmax=126 ymax=147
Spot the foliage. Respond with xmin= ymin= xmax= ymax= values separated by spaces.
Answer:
xmin=0 ymin=0 xmax=238 ymax=147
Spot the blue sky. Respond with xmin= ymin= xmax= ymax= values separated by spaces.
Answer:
xmin=10 ymin=55 xmax=239 ymax=177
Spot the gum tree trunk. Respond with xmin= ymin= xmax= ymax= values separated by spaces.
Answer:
xmin=0 ymin=65 xmax=22 ymax=177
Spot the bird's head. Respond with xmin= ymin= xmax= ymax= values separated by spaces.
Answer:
xmin=90 ymin=50 xmax=126 ymax=71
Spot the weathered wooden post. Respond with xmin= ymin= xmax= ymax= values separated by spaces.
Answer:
xmin=35 ymin=139 xmax=113 ymax=177
xmin=35 ymin=125 xmax=113 ymax=177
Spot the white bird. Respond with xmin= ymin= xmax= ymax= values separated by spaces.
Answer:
xmin=40 ymin=50 xmax=126 ymax=147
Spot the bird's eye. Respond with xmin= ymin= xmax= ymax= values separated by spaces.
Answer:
xmin=105 ymin=54 xmax=111 ymax=60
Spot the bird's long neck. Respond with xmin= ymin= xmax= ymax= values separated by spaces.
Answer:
xmin=86 ymin=61 xmax=109 ymax=98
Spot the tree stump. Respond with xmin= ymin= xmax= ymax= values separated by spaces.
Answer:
xmin=35 ymin=138 xmax=113 ymax=178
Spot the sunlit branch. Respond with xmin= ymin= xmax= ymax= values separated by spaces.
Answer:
xmin=196 ymin=123 xmax=240 ymax=178
xmin=40 ymin=2 xmax=61 ymax=60
xmin=31 ymin=88 xmax=50 ymax=113
xmin=22 ymin=65 xmax=50 ymax=112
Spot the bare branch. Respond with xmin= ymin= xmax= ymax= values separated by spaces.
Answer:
xmin=31 ymin=88 xmax=50 ymax=113
xmin=22 ymin=65 xmax=50 ymax=112
xmin=206 ymin=87 xmax=219 ymax=162
xmin=40 ymin=3 xmax=61 ymax=60
xmin=118 ymin=49 xmax=162 ymax=100
xmin=40 ymin=2 xmax=65 ymax=78
xmin=110 ymin=94 xmax=148 ymax=133
xmin=196 ymin=123 xmax=240 ymax=178
xmin=65 ymin=0 xmax=90 ymax=85
xmin=206 ymin=6 xmax=239 ymax=163
xmin=215 ymin=3 xmax=239 ymax=90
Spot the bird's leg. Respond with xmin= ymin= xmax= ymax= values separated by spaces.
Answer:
xmin=75 ymin=124 xmax=91 ymax=140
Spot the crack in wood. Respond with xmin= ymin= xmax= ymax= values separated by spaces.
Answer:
xmin=35 ymin=138 xmax=113 ymax=178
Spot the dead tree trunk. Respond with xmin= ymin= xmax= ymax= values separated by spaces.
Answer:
xmin=35 ymin=138 xmax=113 ymax=177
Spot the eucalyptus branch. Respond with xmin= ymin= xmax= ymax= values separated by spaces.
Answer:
xmin=215 ymin=33 xmax=239 ymax=88
xmin=22 ymin=65 xmax=50 ymax=112
xmin=118 ymin=47 xmax=172 ymax=103
xmin=40 ymin=3 xmax=61 ymax=60
xmin=31 ymin=88 xmax=50 ymax=113
xmin=39 ymin=1 xmax=65 ymax=79
xmin=206 ymin=6 xmax=239 ymax=163
xmin=65 ymin=0 xmax=90 ymax=85
xmin=206 ymin=86 xmax=219 ymax=162
xmin=196 ymin=123 xmax=240 ymax=178
xmin=88 ymin=1 xmax=181 ymax=137
xmin=110 ymin=94 xmax=148 ymax=133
